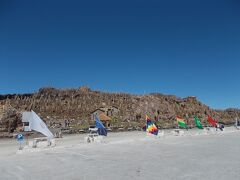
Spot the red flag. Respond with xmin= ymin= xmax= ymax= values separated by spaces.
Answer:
xmin=208 ymin=116 xmax=217 ymax=127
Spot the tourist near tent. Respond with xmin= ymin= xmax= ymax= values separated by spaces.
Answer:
xmin=176 ymin=116 xmax=188 ymax=129
xmin=22 ymin=110 xmax=54 ymax=138
xmin=146 ymin=115 xmax=158 ymax=136
xmin=207 ymin=115 xmax=217 ymax=127
xmin=194 ymin=116 xmax=203 ymax=129
xmin=95 ymin=115 xmax=107 ymax=136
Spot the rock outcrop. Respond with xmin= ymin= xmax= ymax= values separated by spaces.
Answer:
xmin=0 ymin=103 xmax=22 ymax=133
xmin=0 ymin=86 xmax=239 ymax=135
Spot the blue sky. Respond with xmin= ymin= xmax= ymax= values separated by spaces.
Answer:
xmin=0 ymin=0 xmax=240 ymax=109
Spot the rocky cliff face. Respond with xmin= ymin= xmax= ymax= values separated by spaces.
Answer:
xmin=0 ymin=86 xmax=239 ymax=135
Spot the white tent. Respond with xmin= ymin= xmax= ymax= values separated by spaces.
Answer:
xmin=22 ymin=110 xmax=54 ymax=138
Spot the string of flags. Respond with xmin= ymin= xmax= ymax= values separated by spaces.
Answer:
xmin=144 ymin=114 xmax=225 ymax=135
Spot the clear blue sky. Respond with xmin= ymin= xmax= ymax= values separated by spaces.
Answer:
xmin=1 ymin=0 xmax=240 ymax=109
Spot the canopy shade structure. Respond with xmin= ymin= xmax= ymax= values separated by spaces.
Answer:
xmin=22 ymin=110 xmax=54 ymax=138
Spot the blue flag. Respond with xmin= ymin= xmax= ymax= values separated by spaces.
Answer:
xmin=95 ymin=115 xmax=107 ymax=136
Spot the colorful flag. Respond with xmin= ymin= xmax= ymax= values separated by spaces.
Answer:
xmin=146 ymin=115 xmax=158 ymax=136
xmin=176 ymin=116 xmax=188 ymax=129
xmin=95 ymin=115 xmax=107 ymax=136
xmin=194 ymin=116 xmax=203 ymax=129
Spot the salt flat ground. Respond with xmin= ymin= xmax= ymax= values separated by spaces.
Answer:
xmin=0 ymin=128 xmax=239 ymax=180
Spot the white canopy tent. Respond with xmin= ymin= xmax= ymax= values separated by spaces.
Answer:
xmin=22 ymin=110 xmax=54 ymax=138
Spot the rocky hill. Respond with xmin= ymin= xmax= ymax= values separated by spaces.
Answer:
xmin=0 ymin=86 xmax=239 ymax=135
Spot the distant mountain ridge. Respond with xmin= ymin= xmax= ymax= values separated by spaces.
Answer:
xmin=0 ymin=86 xmax=239 ymax=135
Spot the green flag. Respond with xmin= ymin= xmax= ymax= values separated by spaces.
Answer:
xmin=194 ymin=116 xmax=203 ymax=129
